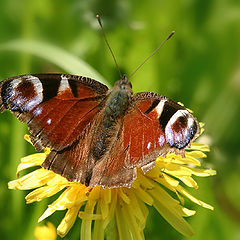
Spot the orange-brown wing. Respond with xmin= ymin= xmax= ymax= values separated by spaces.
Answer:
xmin=89 ymin=92 xmax=200 ymax=188
xmin=0 ymin=74 xmax=108 ymax=151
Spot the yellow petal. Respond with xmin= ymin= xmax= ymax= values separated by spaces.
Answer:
xmin=186 ymin=150 xmax=207 ymax=159
xmin=115 ymin=204 xmax=132 ymax=240
xmin=38 ymin=207 xmax=56 ymax=222
xmin=157 ymin=153 xmax=199 ymax=166
xmin=123 ymin=203 xmax=144 ymax=240
xmin=189 ymin=143 xmax=210 ymax=152
xmin=177 ymin=185 xmax=214 ymax=210
xmin=47 ymin=174 xmax=69 ymax=186
xmin=47 ymin=186 xmax=86 ymax=211
xmin=163 ymin=164 xmax=194 ymax=177
xmin=93 ymin=202 xmax=105 ymax=240
xmin=102 ymin=187 xmax=111 ymax=204
xmin=16 ymin=153 xmax=46 ymax=176
xmin=135 ymin=172 xmax=155 ymax=189
xmin=165 ymin=156 xmax=201 ymax=166
xmin=177 ymin=176 xmax=198 ymax=189
xmin=99 ymin=198 xmax=109 ymax=219
xmin=88 ymin=186 xmax=101 ymax=200
xmin=187 ymin=167 xmax=216 ymax=177
xmin=24 ymin=134 xmax=32 ymax=144
xmin=135 ymin=194 xmax=149 ymax=229
xmin=134 ymin=185 xmax=154 ymax=206
xmin=17 ymin=162 xmax=41 ymax=176
xmin=152 ymin=197 xmax=194 ymax=237
xmin=126 ymin=190 xmax=147 ymax=226
xmin=147 ymin=181 xmax=180 ymax=208
xmin=79 ymin=212 xmax=102 ymax=220
xmin=20 ymin=153 xmax=46 ymax=164
xmin=9 ymin=169 xmax=55 ymax=190
xmin=162 ymin=173 xmax=179 ymax=188
xmin=118 ymin=188 xmax=130 ymax=204
xmin=180 ymin=207 xmax=196 ymax=217
xmin=57 ymin=205 xmax=81 ymax=237
xmin=25 ymin=185 xmax=66 ymax=204
xmin=148 ymin=183 xmax=194 ymax=237
xmin=81 ymin=199 xmax=97 ymax=240
xmin=102 ymin=189 xmax=117 ymax=229
xmin=175 ymin=190 xmax=185 ymax=205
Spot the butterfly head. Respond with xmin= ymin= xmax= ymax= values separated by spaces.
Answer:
xmin=113 ymin=74 xmax=132 ymax=93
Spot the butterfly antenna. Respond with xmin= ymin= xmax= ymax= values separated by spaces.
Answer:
xmin=128 ymin=31 xmax=175 ymax=80
xmin=96 ymin=14 xmax=123 ymax=79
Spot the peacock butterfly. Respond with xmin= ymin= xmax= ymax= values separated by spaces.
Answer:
xmin=0 ymin=18 xmax=200 ymax=188
xmin=0 ymin=73 xmax=199 ymax=188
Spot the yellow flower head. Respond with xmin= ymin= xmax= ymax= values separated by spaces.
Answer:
xmin=9 ymin=133 xmax=216 ymax=239
xmin=34 ymin=222 xmax=57 ymax=240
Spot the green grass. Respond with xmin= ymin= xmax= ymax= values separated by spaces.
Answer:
xmin=0 ymin=0 xmax=240 ymax=239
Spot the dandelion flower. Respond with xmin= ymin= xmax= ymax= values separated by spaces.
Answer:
xmin=34 ymin=222 xmax=57 ymax=240
xmin=8 ymin=134 xmax=216 ymax=239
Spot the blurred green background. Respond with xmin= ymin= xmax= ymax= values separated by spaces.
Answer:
xmin=0 ymin=0 xmax=240 ymax=239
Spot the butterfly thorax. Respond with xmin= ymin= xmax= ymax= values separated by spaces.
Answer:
xmin=105 ymin=79 xmax=132 ymax=118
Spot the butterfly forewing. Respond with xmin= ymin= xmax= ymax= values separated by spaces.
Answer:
xmin=0 ymin=74 xmax=108 ymax=151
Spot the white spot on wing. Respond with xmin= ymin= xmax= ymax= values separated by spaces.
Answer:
xmin=59 ymin=75 xmax=70 ymax=92
xmin=154 ymin=100 xmax=166 ymax=117
xmin=47 ymin=119 xmax=51 ymax=125
xmin=147 ymin=142 xmax=151 ymax=149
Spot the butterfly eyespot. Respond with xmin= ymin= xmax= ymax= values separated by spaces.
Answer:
xmin=164 ymin=110 xmax=198 ymax=149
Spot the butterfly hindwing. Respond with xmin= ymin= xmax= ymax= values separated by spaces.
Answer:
xmin=0 ymin=74 xmax=108 ymax=151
